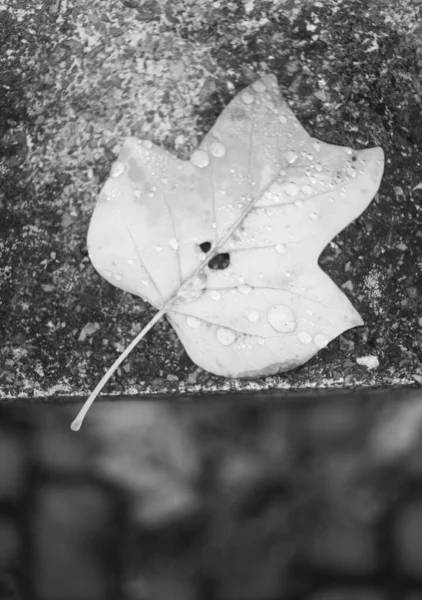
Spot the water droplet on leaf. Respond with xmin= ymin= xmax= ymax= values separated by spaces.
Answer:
xmin=190 ymin=150 xmax=210 ymax=168
xmin=267 ymin=305 xmax=296 ymax=332
xmin=245 ymin=309 xmax=260 ymax=322
xmin=298 ymin=331 xmax=312 ymax=344
xmin=238 ymin=284 xmax=252 ymax=295
xmin=187 ymin=316 xmax=201 ymax=329
xmin=210 ymin=141 xmax=226 ymax=158
xmin=284 ymin=151 xmax=298 ymax=164
xmin=314 ymin=333 xmax=329 ymax=349
xmin=216 ymin=327 xmax=236 ymax=345
xmin=241 ymin=91 xmax=254 ymax=105
xmin=285 ymin=182 xmax=299 ymax=196
xmin=168 ymin=238 xmax=179 ymax=250
xmin=276 ymin=243 xmax=287 ymax=254
xmin=301 ymin=185 xmax=312 ymax=195
xmin=252 ymin=80 xmax=266 ymax=92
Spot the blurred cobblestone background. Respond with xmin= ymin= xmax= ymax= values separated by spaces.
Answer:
xmin=1 ymin=391 xmax=422 ymax=600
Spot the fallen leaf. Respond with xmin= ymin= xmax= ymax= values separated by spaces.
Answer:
xmin=71 ymin=74 xmax=384 ymax=430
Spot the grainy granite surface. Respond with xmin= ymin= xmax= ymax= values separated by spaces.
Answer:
xmin=1 ymin=0 xmax=421 ymax=400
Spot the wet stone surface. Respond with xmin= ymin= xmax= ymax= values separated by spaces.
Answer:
xmin=0 ymin=0 xmax=421 ymax=400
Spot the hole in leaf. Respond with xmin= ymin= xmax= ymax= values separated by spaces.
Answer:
xmin=199 ymin=241 xmax=212 ymax=253
xmin=208 ymin=253 xmax=230 ymax=270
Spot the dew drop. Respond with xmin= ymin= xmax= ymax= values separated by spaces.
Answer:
xmin=256 ymin=336 xmax=265 ymax=345
xmin=298 ymin=331 xmax=312 ymax=344
xmin=252 ymin=80 xmax=266 ymax=92
xmin=110 ymin=161 xmax=125 ymax=178
xmin=242 ymin=91 xmax=254 ymax=105
xmin=315 ymin=162 xmax=322 ymax=172
xmin=245 ymin=309 xmax=260 ymax=322
xmin=284 ymin=182 xmax=299 ymax=196
xmin=309 ymin=212 xmax=319 ymax=219
xmin=190 ymin=149 xmax=209 ymax=168
xmin=314 ymin=333 xmax=329 ymax=349
xmin=210 ymin=141 xmax=226 ymax=157
xmin=113 ymin=273 xmax=122 ymax=281
xmin=295 ymin=200 xmax=303 ymax=207
xmin=186 ymin=316 xmax=201 ymax=329
xmin=133 ymin=189 xmax=141 ymax=199
xmin=305 ymin=309 xmax=313 ymax=316
xmin=238 ymin=284 xmax=252 ymax=295
xmin=141 ymin=140 xmax=153 ymax=149
xmin=278 ymin=114 xmax=287 ymax=124
xmin=301 ymin=185 xmax=313 ymax=195
xmin=313 ymin=141 xmax=321 ymax=151
xmin=127 ymin=259 xmax=135 ymax=265
xmin=210 ymin=290 xmax=220 ymax=300
xmin=284 ymin=151 xmax=298 ymax=164
xmin=267 ymin=305 xmax=296 ymax=333
xmin=216 ymin=327 xmax=236 ymax=345
xmin=168 ymin=238 xmax=179 ymax=250
xmin=276 ymin=243 xmax=287 ymax=254
xmin=155 ymin=245 xmax=162 ymax=252
xmin=104 ymin=270 xmax=112 ymax=278
xmin=344 ymin=147 xmax=353 ymax=155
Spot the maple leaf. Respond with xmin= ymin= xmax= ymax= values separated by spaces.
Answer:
xmin=71 ymin=74 xmax=384 ymax=430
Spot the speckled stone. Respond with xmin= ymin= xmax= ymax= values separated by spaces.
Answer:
xmin=0 ymin=0 xmax=421 ymax=401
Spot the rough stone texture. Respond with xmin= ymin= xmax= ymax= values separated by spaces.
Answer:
xmin=1 ymin=0 xmax=421 ymax=400
xmin=1 ymin=391 xmax=422 ymax=598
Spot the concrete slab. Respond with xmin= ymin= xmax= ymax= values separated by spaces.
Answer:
xmin=1 ymin=0 xmax=421 ymax=401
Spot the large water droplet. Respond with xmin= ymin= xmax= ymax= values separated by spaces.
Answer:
xmin=245 ymin=309 xmax=260 ymax=322
xmin=284 ymin=182 xmax=299 ymax=196
xmin=298 ymin=331 xmax=312 ymax=344
xmin=314 ymin=333 xmax=329 ymax=349
xmin=190 ymin=150 xmax=210 ymax=168
xmin=110 ymin=161 xmax=125 ymax=178
xmin=186 ymin=316 xmax=201 ymax=329
xmin=252 ymin=80 xmax=266 ymax=92
xmin=210 ymin=141 xmax=226 ymax=158
xmin=216 ymin=327 xmax=236 ymax=345
xmin=242 ymin=91 xmax=254 ymax=105
xmin=267 ymin=305 xmax=296 ymax=332
xmin=276 ymin=243 xmax=287 ymax=254
xmin=238 ymin=284 xmax=252 ymax=295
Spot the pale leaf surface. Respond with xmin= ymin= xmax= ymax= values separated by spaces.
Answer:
xmin=87 ymin=74 xmax=384 ymax=378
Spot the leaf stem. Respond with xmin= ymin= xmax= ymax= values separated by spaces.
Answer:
xmin=70 ymin=306 xmax=166 ymax=431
